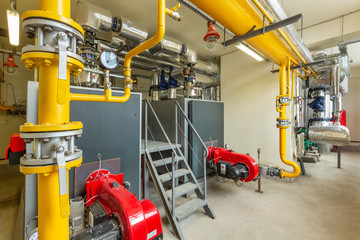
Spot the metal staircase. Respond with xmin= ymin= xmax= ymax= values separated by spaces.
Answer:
xmin=144 ymin=99 xmax=216 ymax=240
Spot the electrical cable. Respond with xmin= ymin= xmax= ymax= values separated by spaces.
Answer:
xmin=85 ymin=195 xmax=99 ymax=205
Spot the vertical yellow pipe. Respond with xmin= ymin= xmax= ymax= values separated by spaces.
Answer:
xmin=38 ymin=170 xmax=70 ymax=240
xmin=278 ymin=66 xmax=300 ymax=178
xmin=40 ymin=0 xmax=70 ymax=18
xmin=37 ymin=1 xmax=72 ymax=239
xmin=38 ymin=64 xmax=70 ymax=124
xmin=123 ymin=0 xmax=165 ymax=79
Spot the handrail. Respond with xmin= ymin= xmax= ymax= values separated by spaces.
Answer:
xmin=175 ymin=101 xmax=208 ymax=157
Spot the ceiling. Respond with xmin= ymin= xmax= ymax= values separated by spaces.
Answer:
xmin=0 ymin=0 xmax=359 ymax=65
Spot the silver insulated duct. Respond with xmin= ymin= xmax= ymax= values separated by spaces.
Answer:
xmin=308 ymin=125 xmax=350 ymax=146
xmin=264 ymin=0 xmax=314 ymax=64
xmin=308 ymin=64 xmax=351 ymax=146
xmin=76 ymin=1 xmax=113 ymax=33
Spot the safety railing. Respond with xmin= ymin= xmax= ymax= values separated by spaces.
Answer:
xmin=174 ymin=101 xmax=208 ymax=201
xmin=144 ymin=99 xmax=180 ymax=216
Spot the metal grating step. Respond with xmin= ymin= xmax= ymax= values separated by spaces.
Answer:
xmin=175 ymin=198 xmax=207 ymax=221
xmin=166 ymin=182 xmax=198 ymax=199
xmin=159 ymin=169 xmax=190 ymax=182
xmin=153 ymin=156 xmax=183 ymax=167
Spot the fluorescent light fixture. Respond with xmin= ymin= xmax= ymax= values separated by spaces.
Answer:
xmin=6 ymin=9 xmax=20 ymax=46
xmin=235 ymin=42 xmax=264 ymax=62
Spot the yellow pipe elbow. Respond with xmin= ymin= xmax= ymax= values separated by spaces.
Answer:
xmin=277 ymin=65 xmax=300 ymax=179
xmin=279 ymin=129 xmax=301 ymax=178
xmin=70 ymin=88 xmax=131 ymax=103
xmin=0 ymin=103 xmax=13 ymax=114
xmin=123 ymin=0 xmax=166 ymax=76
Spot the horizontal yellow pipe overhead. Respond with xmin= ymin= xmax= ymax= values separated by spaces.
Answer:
xmin=189 ymin=0 xmax=298 ymax=66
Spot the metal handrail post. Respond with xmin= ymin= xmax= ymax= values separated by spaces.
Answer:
xmin=145 ymin=99 xmax=174 ymax=149
xmin=175 ymin=102 xmax=208 ymax=157
xmin=145 ymin=100 xmax=148 ymax=150
xmin=171 ymin=152 xmax=176 ymax=217
xmin=175 ymin=105 xmax=178 ymax=146
xmin=203 ymin=149 xmax=207 ymax=200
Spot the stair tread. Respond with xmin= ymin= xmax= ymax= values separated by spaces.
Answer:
xmin=176 ymin=198 xmax=207 ymax=221
xmin=166 ymin=182 xmax=198 ymax=199
xmin=153 ymin=156 xmax=183 ymax=167
xmin=159 ymin=169 xmax=190 ymax=182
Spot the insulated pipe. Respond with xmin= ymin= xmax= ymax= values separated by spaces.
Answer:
xmin=189 ymin=0 xmax=297 ymax=65
xmin=278 ymin=65 xmax=301 ymax=178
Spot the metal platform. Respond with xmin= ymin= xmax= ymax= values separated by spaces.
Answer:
xmin=141 ymin=140 xmax=181 ymax=154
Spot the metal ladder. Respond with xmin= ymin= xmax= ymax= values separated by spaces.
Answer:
xmin=144 ymin=99 xmax=216 ymax=240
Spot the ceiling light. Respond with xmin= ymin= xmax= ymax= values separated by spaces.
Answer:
xmin=235 ymin=42 xmax=264 ymax=62
xmin=6 ymin=8 xmax=20 ymax=46
xmin=203 ymin=21 xmax=220 ymax=51
xmin=3 ymin=54 xmax=18 ymax=75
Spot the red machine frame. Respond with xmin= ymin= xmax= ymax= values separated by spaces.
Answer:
xmin=85 ymin=170 xmax=163 ymax=240
xmin=207 ymin=146 xmax=259 ymax=182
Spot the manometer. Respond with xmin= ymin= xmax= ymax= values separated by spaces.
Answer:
xmin=98 ymin=51 xmax=119 ymax=70
xmin=27 ymin=228 xmax=38 ymax=240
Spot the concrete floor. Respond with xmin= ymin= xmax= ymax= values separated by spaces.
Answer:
xmin=1 ymin=152 xmax=359 ymax=240
xmin=149 ymin=151 xmax=360 ymax=240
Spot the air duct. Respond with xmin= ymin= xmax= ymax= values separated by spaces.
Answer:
xmin=149 ymin=37 xmax=183 ymax=56
xmin=113 ymin=16 xmax=148 ymax=42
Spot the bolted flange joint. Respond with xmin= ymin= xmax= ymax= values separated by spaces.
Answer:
xmin=276 ymin=119 xmax=290 ymax=128
xmin=278 ymin=96 xmax=291 ymax=104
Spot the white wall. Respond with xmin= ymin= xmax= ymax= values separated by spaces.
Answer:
xmin=221 ymin=51 xmax=295 ymax=170
xmin=343 ymin=67 xmax=360 ymax=141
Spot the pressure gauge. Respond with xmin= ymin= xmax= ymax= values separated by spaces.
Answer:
xmin=27 ymin=228 xmax=38 ymax=240
xmin=98 ymin=51 xmax=119 ymax=70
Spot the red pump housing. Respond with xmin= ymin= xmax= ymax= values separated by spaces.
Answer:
xmin=85 ymin=170 xmax=163 ymax=240
xmin=207 ymin=146 xmax=259 ymax=182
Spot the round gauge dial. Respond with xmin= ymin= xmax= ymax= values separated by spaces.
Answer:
xmin=98 ymin=51 xmax=119 ymax=70
xmin=27 ymin=229 xmax=38 ymax=240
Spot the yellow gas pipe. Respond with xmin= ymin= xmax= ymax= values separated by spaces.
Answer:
xmin=20 ymin=0 xmax=174 ymax=239
xmin=277 ymin=64 xmax=300 ymax=178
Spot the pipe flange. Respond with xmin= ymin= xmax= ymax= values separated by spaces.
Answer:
xmin=20 ymin=150 xmax=82 ymax=166
xmin=20 ymin=129 xmax=82 ymax=139
xmin=278 ymin=97 xmax=290 ymax=104
xmin=22 ymin=10 xmax=84 ymax=36
xmin=20 ymin=122 xmax=83 ymax=133
xmin=276 ymin=119 xmax=290 ymax=128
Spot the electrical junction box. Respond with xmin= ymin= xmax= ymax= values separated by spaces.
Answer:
xmin=88 ymin=201 xmax=107 ymax=227
xmin=216 ymin=161 xmax=233 ymax=178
